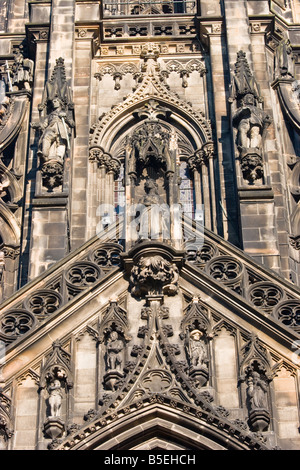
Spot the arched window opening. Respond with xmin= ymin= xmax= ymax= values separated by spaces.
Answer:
xmin=179 ymin=161 xmax=194 ymax=220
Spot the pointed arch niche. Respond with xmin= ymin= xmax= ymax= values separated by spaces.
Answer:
xmin=88 ymin=93 xmax=216 ymax=248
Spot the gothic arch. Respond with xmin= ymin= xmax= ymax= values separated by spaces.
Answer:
xmin=0 ymin=200 xmax=20 ymax=247
xmin=57 ymin=402 xmax=269 ymax=450
xmin=91 ymin=96 xmax=212 ymax=156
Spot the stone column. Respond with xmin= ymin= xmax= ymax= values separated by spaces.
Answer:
xmin=23 ymin=0 xmax=76 ymax=281
xmin=73 ymin=27 xmax=98 ymax=247
xmin=188 ymin=147 xmax=216 ymax=231
xmin=199 ymin=18 xmax=241 ymax=245
xmin=89 ymin=147 xmax=120 ymax=240
xmin=48 ymin=0 xmax=75 ymax=82
xmin=20 ymin=26 xmax=52 ymax=283
xmin=224 ymin=1 xmax=282 ymax=274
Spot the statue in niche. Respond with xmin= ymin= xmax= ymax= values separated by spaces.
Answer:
xmin=230 ymin=51 xmax=271 ymax=184
xmin=33 ymin=58 xmax=75 ymax=191
xmin=137 ymin=177 xmax=169 ymax=241
xmin=187 ymin=329 xmax=207 ymax=368
xmin=47 ymin=379 xmax=63 ymax=418
xmin=105 ymin=331 xmax=124 ymax=372
xmin=11 ymin=46 xmax=34 ymax=91
xmin=233 ymin=93 xmax=271 ymax=154
xmin=246 ymin=371 xmax=268 ymax=411
xmin=37 ymin=95 xmax=74 ymax=164
xmin=275 ymin=38 xmax=295 ymax=79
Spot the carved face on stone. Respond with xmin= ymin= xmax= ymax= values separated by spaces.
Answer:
xmin=243 ymin=94 xmax=255 ymax=106
xmin=52 ymin=96 xmax=62 ymax=110
xmin=190 ymin=329 xmax=203 ymax=341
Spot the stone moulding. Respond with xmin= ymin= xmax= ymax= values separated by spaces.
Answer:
xmin=272 ymin=77 xmax=300 ymax=134
xmin=89 ymin=47 xmax=212 ymax=151
xmin=52 ymin=395 xmax=270 ymax=451
xmin=0 ymin=240 xmax=124 ymax=348
xmin=0 ymin=94 xmax=29 ymax=152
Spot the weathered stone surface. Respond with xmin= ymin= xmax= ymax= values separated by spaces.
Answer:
xmin=0 ymin=0 xmax=299 ymax=452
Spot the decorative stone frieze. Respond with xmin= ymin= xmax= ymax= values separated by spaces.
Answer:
xmin=0 ymin=309 xmax=36 ymax=345
xmin=24 ymin=289 xmax=63 ymax=318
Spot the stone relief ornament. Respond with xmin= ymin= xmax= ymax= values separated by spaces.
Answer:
xmin=273 ymin=299 xmax=300 ymax=332
xmin=11 ymin=45 xmax=34 ymax=91
xmin=130 ymin=255 xmax=179 ymax=297
xmin=0 ymin=389 xmax=13 ymax=450
xmin=33 ymin=58 xmax=75 ymax=191
xmin=0 ymin=309 xmax=36 ymax=345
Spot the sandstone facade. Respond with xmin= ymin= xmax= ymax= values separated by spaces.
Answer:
xmin=0 ymin=0 xmax=300 ymax=450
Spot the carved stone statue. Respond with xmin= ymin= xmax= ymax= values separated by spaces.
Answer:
xmin=187 ymin=329 xmax=207 ymax=368
xmin=232 ymin=93 xmax=271 ymax=153
xmin=11 ymin=47 xmax=34 ymax=91
xmin=247 ymin=371 xmax=268 ymax=410
xmin=33 ymin=58 xmax=75 ymax=191
xmin=137 ymin=178 xmax=169 ymax=241
xmin=37 ymin=95 xmax=75 ymax=164
xmin=47 ymin=379 xmax=63 ymax=417
xmin=0 ymin=251 xmax=5 ymax=284
xmin=275 ymin=38 xmax=295 ymax=79
xmin=230 ymin=51 xmax=271 ymax=184
xmin=106 ymin=331 xmax=124 ymax=372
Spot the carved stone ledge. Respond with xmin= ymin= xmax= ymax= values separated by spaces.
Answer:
xmin=189 ymin=366 xmax=209 ymax=388
xmin=103 ymin=370 xmax=124 ymax=392
xmin=248 ymin=408 xmax=270 ymax=433
xmin=43 ymin=417 xmax=65 ymax=440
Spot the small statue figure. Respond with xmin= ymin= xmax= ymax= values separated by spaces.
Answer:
xmin=275 ymin=38 xmax=295 ymax=79
xmin=11 ymin=46 xmax=34 ymax=91
xmin=187 ymin=329 xmax=207 ymax=368
xmin=247 ymin=371 xmax=268 ymax=411
xmin=232 ymin=93 xmax=271 ymax=153
xmin=48 ymin=379 xmax=63 ymax=417
xmin=137 ymin=178 xmax=169 ymax=241
xmin=106 ymin=331 xmax=124 ymax=372
xmin=37 ymin=95 xmax=75 ymax=164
